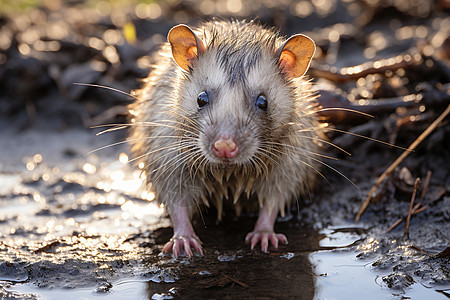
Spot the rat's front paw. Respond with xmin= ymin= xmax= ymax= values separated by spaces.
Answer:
xmin=245 ymin=231 xmax=288 ymax=253
xmin=162 ymin=235 xmax=203 ymax=258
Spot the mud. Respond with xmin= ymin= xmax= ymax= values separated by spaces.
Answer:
xmin=0 ymin=123 xmax=448 ymax=299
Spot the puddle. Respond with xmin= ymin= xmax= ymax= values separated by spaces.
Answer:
xmin=2 ymin=225 xmax=447 ymax=299
xmin=7 ymin=280 xmax=148 ymax=300
xmin=312 ymin=249 xmax=448 ymax=300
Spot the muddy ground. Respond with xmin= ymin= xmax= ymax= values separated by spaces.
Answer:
xmin=0 ymin=0 xmax=449 ymax=299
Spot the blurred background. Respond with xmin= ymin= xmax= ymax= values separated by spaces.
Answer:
xmin=1 ymin=0 xmax=449 ymax=130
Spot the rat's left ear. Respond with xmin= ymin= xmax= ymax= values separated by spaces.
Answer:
xmin=168 ymin=24 xmax=206 ymax=71
xmin=276 ymin=34 xmax=315 ymax=79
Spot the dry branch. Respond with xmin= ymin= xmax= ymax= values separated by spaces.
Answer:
xmin=404 ymin=178 xmax=421 ymax=239
xmin=355 ymin=104 xmax=450 ymax=222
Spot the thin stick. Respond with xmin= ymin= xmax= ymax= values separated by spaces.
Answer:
xmin=355 ymin=104 xmax=450 ymax=222
xmin=413 ymin=205 xmax=428 ymax=214
xmin=386 ymin=170 xmax=432 ymax=233
xmin=420 ymin=170 xmax=432 ymax=202
xmin=404 ymin=178 xmax=421 ymax=239
xmin=223 ymin=275 xmax=250 ymax=288
xmin=386 ymin=203 xmax=429 ymax=233
xmin=386 ymin=219 xmax=403 ymax=233
xmin=412 ymin=202 xmax=421 ymax=213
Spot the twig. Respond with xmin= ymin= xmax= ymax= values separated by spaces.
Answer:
xmin=413 ymin=205 xmax=428 ymax=214
xmin=223 ymin=275 xmax=249 ymax=288
xmin=355 ymin=104 xmax=450 ymax=222
xmin=409 ymin=245 xmax=425 ymax=252
xmin=386 ymin=170 xmax=432 ymax=233
xmin=386 ymin=203 xmax=429 ymax=233
xmin=386 ymin=219 xmax=403 ymax=233
xmin=404 ymin=178 xmax=421 ymax=239
xmin=420 ymin=170 xmax=432 ymax=202
xmin=411 ymin=202 xmax=421 ymax=213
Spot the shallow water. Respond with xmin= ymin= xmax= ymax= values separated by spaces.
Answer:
xmin=0 ymin=127 xmax=448 ymax=299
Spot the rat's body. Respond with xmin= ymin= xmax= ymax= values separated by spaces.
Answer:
xmin=129 ymin=20 xmax=319 ymax=257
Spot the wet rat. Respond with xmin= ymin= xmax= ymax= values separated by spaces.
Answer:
xmin=129 ymin=20 xmax=319 ymax=257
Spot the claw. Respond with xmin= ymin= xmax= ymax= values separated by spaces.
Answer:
xmin=276 ymin=233 xmax=288 ymax=245
xmin=245 ymin=231 xmax=288 ymax=253
xmin=261 ymin=234 xmax=269 ymax=253
xmin=162 ymin=235 xmax=203 ymax=258
xmin=183 ymin=238 xmax=192 ymax=258
xmin=162 ymin=241 xmax=173 ymax=254
xmin=173 ymin=240 xmax=180 ymax=258
xmin=269 ymin=233 xmax=278 ymax=249
xmin=190 ymin=238 xmax=204 ymax=256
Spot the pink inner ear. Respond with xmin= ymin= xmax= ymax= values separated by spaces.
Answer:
xmin=279 ymin=51 xmax=295 ymax=75
xmin=187 ymin=46 xmax=198 ymax=59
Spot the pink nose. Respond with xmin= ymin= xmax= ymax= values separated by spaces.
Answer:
xmin=212 ymin=136 xmax=239 ymax=158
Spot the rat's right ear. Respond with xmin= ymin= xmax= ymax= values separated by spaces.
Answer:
xmin=168 ymin=24 xmax=206 ymax=71
xmin=276 ymin=34 xmax=315 ymax=79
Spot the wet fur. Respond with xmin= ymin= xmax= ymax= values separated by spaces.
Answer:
xmin=129 ymin=20 xmax=320 ymax=219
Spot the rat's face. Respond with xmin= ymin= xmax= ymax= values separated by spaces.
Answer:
xmin=176 ymin=50 xmax=295 ymax=168
xmin=167 ymin=23 xmax=315 ymax=170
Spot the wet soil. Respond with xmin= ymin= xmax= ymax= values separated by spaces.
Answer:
xmin=0 ymin=123 xmax=448 ymax=299
xmin=1 ymin=0 xmax=449 ymax=299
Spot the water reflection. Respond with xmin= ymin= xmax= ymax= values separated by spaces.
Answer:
xmin=0 ymin=144 xmax=166 ymax=293
xmin=145 ymin=217 xmax=321 ymax=299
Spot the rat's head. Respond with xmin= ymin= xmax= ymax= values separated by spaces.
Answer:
xmin=167 ymin=21 xmax=315 ymax=170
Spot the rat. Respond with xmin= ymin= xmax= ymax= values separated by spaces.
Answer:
xmin=129 ymin=20 xmax=319 ymax=257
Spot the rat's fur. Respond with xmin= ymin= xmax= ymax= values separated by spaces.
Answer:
xmin=129 ymin=19 xmax=320 ymax=234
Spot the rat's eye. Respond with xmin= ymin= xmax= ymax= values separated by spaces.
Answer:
xmin=197 ymin=91 xmax=209 ymax=108
xmin=255 ymin=94 xmax=268 ymax=111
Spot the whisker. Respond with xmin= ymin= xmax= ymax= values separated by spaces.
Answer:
xmin=293 ymin=134 xmax=352 ymax=156
xmin=255 ymin=148 xmax=280 ymax=174
xmin=88 ymin=137 xmax=150 ymax=154
xmin=147 ymin=117 xmax=203 ymax=133
xmin=261 ymin=141 xmax=339 ymax=161
xmin=298 ymin=160 xmax=329 ymax=183
xmin=252 ymin=155 xmax=269 ymax=177
xmin=74 ymin=82 xmax=143 ymax=101
xmin=157 ymin=151 xmax=197 ymax=188
xmin=89 ymin=142 xmax=192 ymax=177
xmin=144 ymin=141 xmax=199 ymax=179
xmin=191 ymin=152 xmax=208 ymax=180
xmin=129 ymin=120 xmax=201 ymax=135
xmin=302 ymin=107 xmax=374 ymax=119
xmin=157 ymin=150 xmax=203 ymax=187
xmin=324 ymin=127 xmax=411 ymax=151
xmin=91 ymin=123 xmax=128 ymax=129
xmin=93 ymin=120 xmax=201 ymax=137
xmin=259 ymin=145 xmax=328 ymax=183
xmin=127 ymin=141 xmax=191 ymax=165
xmin=307 ymin=154 xmax=358 ymax=189
xmin=167 ymin=108 xmax=204 ymax=133
xmin=95 ymin=125 xmax=128 ymax=135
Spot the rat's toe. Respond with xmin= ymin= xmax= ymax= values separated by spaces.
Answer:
xmin=245 ymin=231 xmax=288 ymax=252
xmin=162 ymin=235 xmax=203 ymax=258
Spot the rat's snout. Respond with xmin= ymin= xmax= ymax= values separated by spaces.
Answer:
xmin=212 ymin=136 xmax=239 ymax=158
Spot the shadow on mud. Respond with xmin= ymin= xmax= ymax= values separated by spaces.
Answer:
xmin=145 ymin=216 xmax=320 ymax=299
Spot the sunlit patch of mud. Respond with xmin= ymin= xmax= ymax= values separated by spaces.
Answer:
xmin=0 ymin=138 xmax=167 ymax=294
